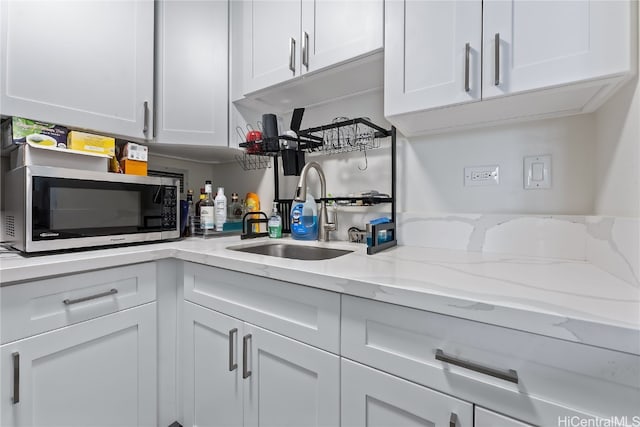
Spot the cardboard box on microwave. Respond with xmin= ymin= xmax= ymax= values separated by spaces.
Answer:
xmin=67 ymin=131 xmax=115 ymax=157
xmin=119 ymin=158 xmax=147 ymax=176
xmin=11 ymin=117 xmax=68 ymax=148
xmin=121 ymin=142 xmax=148 ymax=162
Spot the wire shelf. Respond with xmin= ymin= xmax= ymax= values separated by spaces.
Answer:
xmin=234 ymin=152 xmax=272 ymax=171
xmin=299 ymin=117 xmax=388 ymax=155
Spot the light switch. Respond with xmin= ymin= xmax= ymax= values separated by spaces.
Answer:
xmin=531 ymin=162 xmax=545 ymax=181
xmin=524 ymin=155 xmax=551 ymax=189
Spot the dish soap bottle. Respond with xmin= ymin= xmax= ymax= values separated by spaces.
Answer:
xmin=268 ymin=202 xmax=282 ymax=238
xmin=290 ymin=190 xmax=318 ymax=240
xmin=214 ymin=187 xmax=227 ymax=231
xmin=244 ymin=192 xmax=260 ymax=232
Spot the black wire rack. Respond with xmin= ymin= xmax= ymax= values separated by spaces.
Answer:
xmin=236 ymin=117 xmax=388 ymax=170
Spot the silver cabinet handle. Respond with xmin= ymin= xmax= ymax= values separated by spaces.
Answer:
xmin=435 ymin=349 xmax=519 ymax=384
xmin=289 ymin=37 xmax=296 ymax=74
xmin=302 ymin=31 xmax=309 ymax=70
xmin=12 ymin=352 xmax=19 ymax=404
xmin=242 ymin=334 xmax=252 ymax=379
xmin=494 ymin=33 xmax=500 ymax=86
xmin=228 ymin=328 xmax=238 ymax=371
xmin=63 ymin=288 xmax=118 ymax=305
xmin=450 ymin=412 xmax=457 ymax=427
xmin=143 ymin=101 xmax=150 ymax=135
xmin=464 ymin=43 xmax=471 ymax=93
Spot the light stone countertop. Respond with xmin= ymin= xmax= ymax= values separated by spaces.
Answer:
xmin=1 ymin=236 xmax=638 ymax=355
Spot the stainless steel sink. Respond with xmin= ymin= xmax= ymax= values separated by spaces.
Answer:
xmin=229 ymin=243 xmax=353 ymax=260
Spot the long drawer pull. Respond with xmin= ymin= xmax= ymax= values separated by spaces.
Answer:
xmin=228 ymin=328 xmax=238 ymax=372
xmin=242 ymin=334 xmax=252 ymax=379
xmin=494 ymin=33 xmax=500 ymax=86
xmin=12 ymin=352 xmax=19 ymax=404
xmin=143 ymin=101 xmax=150 ymax=135
xmin=435 ymin=349 xmax=519 ymax=384
xmin=289 ymin=37 xmax=296 ymax=74
xmin=63 ymin=288 xmax=118 ymax=305
xmin=464 ymin=42 xmax=471 ymax=93
xmin=302 ymin=31 xmax=309 ymax=70
xmin=450 ymin=412 xmax=457 ymax=427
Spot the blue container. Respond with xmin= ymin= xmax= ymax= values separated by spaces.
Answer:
xmin=290 ymin=193 xmax=318 ymax=240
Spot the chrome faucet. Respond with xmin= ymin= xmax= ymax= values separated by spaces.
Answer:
xmin=294 ymin=162 xmax=336 ymax=242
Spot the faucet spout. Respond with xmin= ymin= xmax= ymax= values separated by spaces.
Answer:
xmin=294 ymin=162 xmax=335 ymax=242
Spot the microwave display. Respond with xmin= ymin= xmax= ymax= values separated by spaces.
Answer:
xmin=31 ymin=176 xmax=176 ymax=240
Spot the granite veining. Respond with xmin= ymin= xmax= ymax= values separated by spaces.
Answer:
xmin=1 ymin=229 xmax=638 ymax=355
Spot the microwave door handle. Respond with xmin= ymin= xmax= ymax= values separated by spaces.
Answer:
xmin=153 ymin=186 xmax=162 ymax=204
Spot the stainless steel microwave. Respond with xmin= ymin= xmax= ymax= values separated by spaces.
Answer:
xmin=3 ymin=165 xmax=180 ymax=253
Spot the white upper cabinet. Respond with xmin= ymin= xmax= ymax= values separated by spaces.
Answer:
xmin=241 ymin=0 xmax=383 ymax=95
xmin=242 ymin=1 xmax=303 ymax=93
xmin=0 ymin=0 xmax=154 ymax=140
xmin=385 ymin=0 xmax=636 ymax=136
xmin=155 ymin=0 xmax=229 ymax=146
xmin=301 ymin=0 xmax=383 ymax=74
xmin=482 ymin=0 xmax=633 ymax=99
xmin=385 ymin=0 xmax=482 ymax=115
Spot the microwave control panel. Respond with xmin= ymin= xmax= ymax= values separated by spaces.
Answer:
xmin=162 ymin=186 xmax=178 ymax=230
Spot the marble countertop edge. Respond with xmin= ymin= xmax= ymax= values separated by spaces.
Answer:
xmin=1 ymin=237 xmax=638 ymax=355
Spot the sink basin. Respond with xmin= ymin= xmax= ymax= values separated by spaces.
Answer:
xmin=229 ymin=243 xmax=353 ymax=260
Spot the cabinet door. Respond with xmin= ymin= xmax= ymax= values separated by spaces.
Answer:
xmin=0 ymin=0 xmax=154 ymax=140
xmin=301 ymin=0 xmax=383 ymax=74
xmin=342 ymin=359 xmax=473 ymax=427
xmin=242 ymin=0 xmax=301 ymax=93
xmin=385 ymin=0 xmax=482 ymax=116
xmin=0 ymin=303 xmax=157 ymax=427
xmin=182 ymin=301 xmax=243 ymax=427
xmin=482 ymin=0 xmax=632 ymax=99
xmin=243 ymin=324 xmax=340 ymax=427
xmin=155 ymin=0 xmax=228 ymax=147
xmin=475 ymin=407 xmax=534 ymax=427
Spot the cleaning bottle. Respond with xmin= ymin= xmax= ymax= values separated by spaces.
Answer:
xmin=290 ymin=190 xmax=318 ymax=240
xmin=214 ymin=187 xmax=227 ymax=232
xmin=200 ymin=181 xmax=215 ymax=231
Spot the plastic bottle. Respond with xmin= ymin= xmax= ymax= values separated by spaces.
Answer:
xmin=268 ymin=202 xmax=282 ymax=238
xmin=214 ymin=187 xmax=227 ymax=231
xmin=200 ymin=181 xmax=215 ymax=231
xmin=244 ymin=192 xmax=260 ymax=232
xmin=290 ymin=190 xmax=318 ymax=240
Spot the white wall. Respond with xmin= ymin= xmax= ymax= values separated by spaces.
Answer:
xmin=402 ymin=113 xmax=597 ymax=214
xmin=230 ymin=89 xmax=601 ymax=217
xmin=594 ymin=60 xmax=639 ymax=218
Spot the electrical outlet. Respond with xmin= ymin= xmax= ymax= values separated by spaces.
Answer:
xmin=464 ymin=165 xmax=500 ymax=186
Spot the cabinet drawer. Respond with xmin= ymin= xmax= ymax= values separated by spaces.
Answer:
xmin=342 ymin=358 xmax=473 ymax=427
xmin=1 ymin=262 xmax=156 ymax=344
xmin=341 ymin=296 xmax=640 ymax=426
xmin=183 ymin=262 xmax=340 ymax=353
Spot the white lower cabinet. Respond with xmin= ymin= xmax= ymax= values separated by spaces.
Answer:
xmin=0 ymin=302 xmax=157 ymax=427
xmin=182 ymin=300 xmax=340 ymax=427
xmin=183 ymin=301 xmax=243 ymax=427
xmin=341 ymin=295 xmax=639 ymax=427
xmin=342 ymin=358 xmax=473 ymax=427
xmin=474 ymin=407 xmax=533 ymax=427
